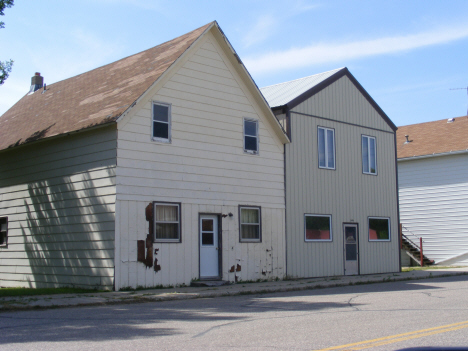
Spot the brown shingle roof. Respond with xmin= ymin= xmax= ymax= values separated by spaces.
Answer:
xmin=396 ymin=116 xmax=468 ymax=159
xmin=0 ymin=22 xmax=213 ymax=151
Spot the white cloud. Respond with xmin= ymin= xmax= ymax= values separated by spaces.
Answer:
xmin=244 ymin=24 xmax=468 ymax=75
xmin=241 ymin=1 xmax=320 ymax=48
xmin=242 ymin=14 xmax=276 ymax=48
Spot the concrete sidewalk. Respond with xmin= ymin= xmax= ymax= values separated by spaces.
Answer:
xmin=1 ymin=267 xmax=467 ymax=311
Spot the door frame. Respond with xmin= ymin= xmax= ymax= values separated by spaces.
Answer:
xmin=198 ymin=213 xmax=222 ymax=280
xmin=343 ymin=222 xmax=360 ymax=275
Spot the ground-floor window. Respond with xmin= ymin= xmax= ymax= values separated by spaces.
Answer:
xmin=368 ymin=217 xmax=390 ymax=241
xmin=305 ymin=214 xmax=332 ymax=241
xmin=154 ymin=202 xmax=181 ymax=242
xmin=239 ymin=206 xmax=261 ymax=242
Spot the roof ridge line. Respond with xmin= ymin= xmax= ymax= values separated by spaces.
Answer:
xmin=261 ymin=67 xmax=345 ymax=90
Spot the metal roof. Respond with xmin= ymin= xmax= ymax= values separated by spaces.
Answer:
xmin=260 ymin=68 xmax=344 ymax=108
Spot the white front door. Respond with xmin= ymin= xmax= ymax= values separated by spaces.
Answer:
xmin=344 ymin=224 xmax=359 ymax=275
xmin=200 ymin=215 xmax=219 ymax=278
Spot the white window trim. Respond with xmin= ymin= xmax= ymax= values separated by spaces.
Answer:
xmin=318 ymin=126 xmax=335 ymax=170
xmin=362 ymin=135 xmax=377 ymax=175
xmin=243 ymin=118 xmax=259 ymax=155
xmin=239 ymin=206 xmax=262 ymax=242
xmin=153 ymin=202 xmax=181 ymax=243
xmin=368 ymin=216 xmax=390 ymax=242
xmin=152 ymin=101 xmax=172 ymax=143
xmin=304 ymin=214 xmax=333 ymax=242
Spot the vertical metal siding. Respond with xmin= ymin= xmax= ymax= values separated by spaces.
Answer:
xmin=286 ymin=77 xmax=399 ymax=278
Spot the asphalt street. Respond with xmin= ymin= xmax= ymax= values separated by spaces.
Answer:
xmin=0 ymin=275 xmax=467 ymax=350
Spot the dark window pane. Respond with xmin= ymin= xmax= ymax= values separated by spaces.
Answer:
xmin=369 ymin=138 xmax=376 ymax=173
xmin=327 ymin=129 xmax=334 ymax=168
xmin=362 ymin=137 xmax=369 ymax=173
xmin=202 ymin=219 xmax=213 ymax=231
xmin=369 ymin=218 xmax=389 ymax=240
xmin=345 ymin=227 xmax=356 ymax=243
xmin=305 ymin=216 xmax=331 ymax=240
xmin=245 ymin=136 xmax=257 ymax=152
xmin=153 ymin=104 xmax=169 ymax=122
xmin=318 ymin=128 xmax=325 ymax=167
xmin=346 ymin=244 xmax=357 ymax=260
xmin=241 ymin=224 xmax=259 ymax=239
xmin=202 ymin=232 xmax=214 ymax=246
xmin=153 ymin=121 xmax=169 ymax=139
xmin=156 ymin=223 xmax=178 ymax=239
xmin=244 ymin=120 xmax=257 ymax=136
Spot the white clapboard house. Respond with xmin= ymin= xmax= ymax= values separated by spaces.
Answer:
xmin=260 ymin=68 xmax=400 ymax=278
xmin=0 ymin=22 xmax=289 ymax=290
xmin=397 ymin=116 xmax=468 ymax=266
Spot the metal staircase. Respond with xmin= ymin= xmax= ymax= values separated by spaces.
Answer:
xmin=400 ymin=225 xmax=434 ymax=266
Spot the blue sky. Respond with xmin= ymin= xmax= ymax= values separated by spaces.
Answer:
xmin=1 ymin=0 xmax=467 ymax=126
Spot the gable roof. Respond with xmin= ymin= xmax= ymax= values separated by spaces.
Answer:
xmin=260 ymin=67 xmax=397 ymax=132
xmin=397 ymin=116 xmax=468 ymax=160
xmin=0 ymin=22 xmax=213 ymax=151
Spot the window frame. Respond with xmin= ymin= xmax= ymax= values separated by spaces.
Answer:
xmin=0 ymin=217 xmax=8 ymax=247
xmin=239 ymin=206 xmax=262 ymax=242
xmin=243 ymin=118 xmax=259 ymax=155
xmin=153 ymin=202 xmax=181 ymax=243
xmin=152 ymin=101 xmax=172 ymax=143
xmin=304 ymin=214 xmax=333 ymax=242
xmin=362 ymin=135 xmax=377 ymax=175
xmin=368 ymin=216 xmax=390 ymax=242
xmin=317 ymin=126 xmax=336 ymax=170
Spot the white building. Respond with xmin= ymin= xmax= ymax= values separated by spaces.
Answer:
xmin=397 ymin=116 xmax=468 ymax=266
xmin=0 ymin=22 xmax=289 ymax=290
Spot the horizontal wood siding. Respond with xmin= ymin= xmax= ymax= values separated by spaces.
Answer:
xmin=115 ymin=32 xmax=286 ymax=288
xmin=0 ymin=127 xmax=117 ymax=289
xmin=293 ymin=76 xmax=394 ymax=133
xmin=286 ymin=82 xmax=399 ymax=278
xmin=398 ymin=154 xmax=468 ymax=265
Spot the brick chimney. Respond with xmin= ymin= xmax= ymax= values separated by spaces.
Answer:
xmin=29 ymin=72 xmax=44 ymax=94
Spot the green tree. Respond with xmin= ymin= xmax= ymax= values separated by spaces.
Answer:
xmin=0 ymin=0 xmax=14 ymax=85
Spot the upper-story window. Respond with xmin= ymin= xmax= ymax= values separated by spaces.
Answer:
xmin=318 ymin=126 xmax=335 ymax=169
xmin=0 ymin=217 xmax=8 ymax=247
xmin=152 ymin=102 xmax=171 ymax=142
xmin=243 ymin=118 xmax=259 ymax=154
xmin=362 ymin=135 xmax=376 ymax=175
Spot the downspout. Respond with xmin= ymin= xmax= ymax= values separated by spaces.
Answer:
xmin=394 ymin=132 xmax=402 ymax=272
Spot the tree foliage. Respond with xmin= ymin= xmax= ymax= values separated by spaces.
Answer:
xmin=0 ymin=0 xmax=14 ymax=85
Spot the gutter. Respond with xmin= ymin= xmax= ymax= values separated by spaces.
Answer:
xmin=398 ymin=149 xmax=468 ymax=162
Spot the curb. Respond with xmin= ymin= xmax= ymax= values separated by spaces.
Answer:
xmin=1 ymin=271 xmax=467 ymax=312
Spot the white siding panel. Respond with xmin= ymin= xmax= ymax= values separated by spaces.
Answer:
xmin=399 ymin=154 xmax=468 ymax=265
xmin=115 ymin=33 xmax=286 ymax=288
xmin=0 ymin=126 xmax=117 ymax=289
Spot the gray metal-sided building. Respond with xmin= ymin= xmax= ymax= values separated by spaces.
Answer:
xmin=261 ymin=67 xmax=400 ymax=278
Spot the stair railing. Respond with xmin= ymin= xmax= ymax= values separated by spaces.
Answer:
xmin=399 ymin=224 xmax=425 ymax=266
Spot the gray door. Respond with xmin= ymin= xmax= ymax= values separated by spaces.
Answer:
xmin=200 ymin=215 xmax=219 ymax=279
xmin=344 ymin=224 xmax=359 ymax=275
